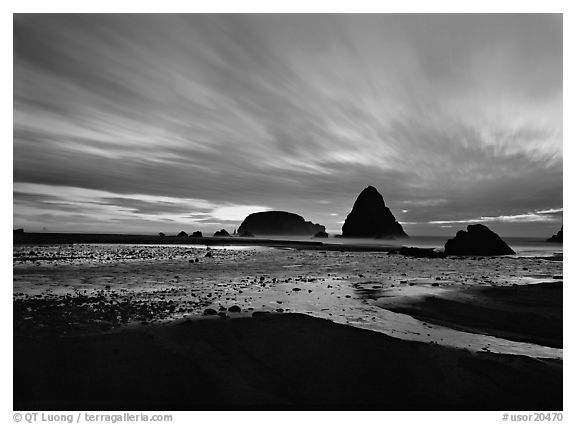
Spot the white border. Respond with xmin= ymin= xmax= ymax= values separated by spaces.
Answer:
xmin=3 ymin=3 xmax=572 ymax=423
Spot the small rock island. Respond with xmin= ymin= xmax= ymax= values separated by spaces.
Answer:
xmin=444 ymin=224 xmax=515 ymax=256
xmin=238 ymin=211 xmax=325 ymax=236
xmin=547 ymin=226 xmax=563 ymax=243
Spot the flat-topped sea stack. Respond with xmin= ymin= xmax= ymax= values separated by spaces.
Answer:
xmin=444 ymin=224 xmax=515 ymax=256
xmin=341 ymin=186 xmax=407 ymax=238
xmin=547 ymin=226 xmax=563 ymax=243
xmin=238 ymin=211 xmax=325 ymax=236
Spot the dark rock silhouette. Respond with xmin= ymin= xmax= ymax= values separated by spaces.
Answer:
xmin=238 ymin=230 xmax=254 ymax=237
xmin=313 ymin=231 xmax=329 ymax=238
xmin=191 ymin=231 xmax=203 ymax=238
xmin=158 ymin=232 xmax=165 ymax=237
xmin=177 ymin=231 xmax=188 ymax=237
xmin=547 ymin=226 xmax=563 ymax=243
xmin=444 ymin=224 xmax=515 ymax=256
xmin=213 ymin=229 xmax=231 ymax=237
xmin=14 ymin=228 xmax=24 ymax=234
xmin=238 ymin=211 xmax=325 ymax=236
xmin=392 ymin=246 xmax=446 ymax=258
xmin=342 ymin=186 xmax=407 ymax=238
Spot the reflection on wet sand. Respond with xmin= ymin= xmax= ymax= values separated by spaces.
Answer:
xmin=14 ymin=243 xmax=562 ymax=359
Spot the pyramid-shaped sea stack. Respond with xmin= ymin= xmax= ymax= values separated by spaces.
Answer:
xmin=341 ymin=186 xmax=407 ymax=238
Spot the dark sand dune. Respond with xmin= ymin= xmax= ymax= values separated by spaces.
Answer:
xmin=14 ymin=313 xmax=561 ymax=410
xmin=376 ymin=282 xmax=562 ymax=348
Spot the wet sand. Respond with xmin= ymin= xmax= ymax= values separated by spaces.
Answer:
xmin=13 ymin=242 xmax=563 ymax=410
xmin=375 ymin=282 xmax=562 ymax=348
xmin=14 ymin=244 xmax=562 ymax=356
xmin=14 ymin=312 xmax=562 ymax=410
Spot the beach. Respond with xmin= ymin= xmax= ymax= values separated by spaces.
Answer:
xmin=13 ymin=237 xmax=563 ymax=410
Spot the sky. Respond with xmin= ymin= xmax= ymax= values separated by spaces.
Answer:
xmin=13 ymin=14 xmax=563 ymax=237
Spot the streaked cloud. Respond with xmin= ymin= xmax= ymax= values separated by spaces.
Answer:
xmin=14 ymin=183 xmax=272 ymax=232
xmin=13 ymin=14 xmax=562 ymax=236
xmin=429 ymin=208 xmax=563 ymax=225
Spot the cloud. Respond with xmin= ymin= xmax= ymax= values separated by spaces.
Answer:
xmin=429 ymin=207 xmax=563 ymax=225
xmin=13 ymin=14 xmax=562 ymax=236
xmin=13 ymin=183 xmax=273 ymax=232
xmin=210 ymin=205 xmax=272 ymax=221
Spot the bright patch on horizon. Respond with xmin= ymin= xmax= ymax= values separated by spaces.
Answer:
xmin=211 ymin=205 xmax=272 ymax=221
xmin=13 ymin=183 xmax=272 ymax=230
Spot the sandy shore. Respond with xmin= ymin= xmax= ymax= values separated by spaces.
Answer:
xmin=14 ymin=312 xmax=561 ymax=411
xmin=14 ymin=243 xmax=563 ymax=357
xmin=13 ymin=242 xmax=563 ymax=410
xmin=375 ymin=282 xmax=562 ymax=348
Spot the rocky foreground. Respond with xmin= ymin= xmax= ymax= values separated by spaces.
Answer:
xmin=13 ymin=243 xmax=563 ymax=410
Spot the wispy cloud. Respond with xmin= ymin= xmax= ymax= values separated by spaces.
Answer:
xmin=428 ymin=208 xmax=563 ymax=225
xmin=13 ymin=14 xmax=562 ymax=236
xmin=14 ymin=183 xmax=271 ymax=232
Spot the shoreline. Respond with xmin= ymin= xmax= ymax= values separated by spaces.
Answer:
xmin=13 ymin=232 xmax=399 ymax=252
xmin=13 ymin=242 xmax=563 ymax=410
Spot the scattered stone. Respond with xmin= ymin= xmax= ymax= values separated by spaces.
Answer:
xmin=203 ymin=308 xmax=218 ymax=316
xmin=396 ymin=246 xmax=446 ymax=259
xmin=228 ymin=305 xmax=241 ymax=313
